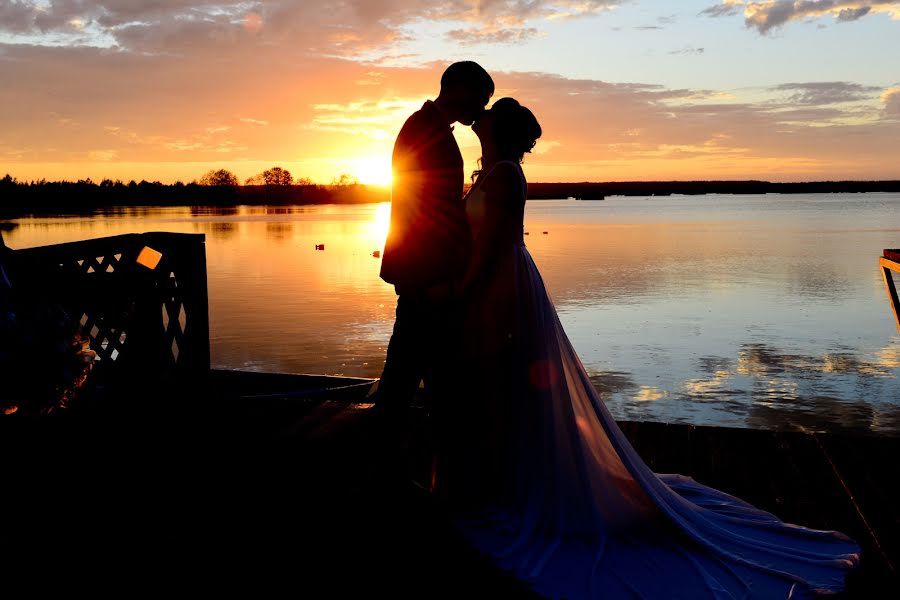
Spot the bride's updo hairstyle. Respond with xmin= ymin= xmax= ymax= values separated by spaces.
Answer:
xmin=490 ymin=97 xmax=542 ymax=164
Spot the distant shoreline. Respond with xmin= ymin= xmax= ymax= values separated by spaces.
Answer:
xmin=1 ymin=177 xmax=899 ymax=217
xmin=526 ymin=180 xmax=900 ymax=200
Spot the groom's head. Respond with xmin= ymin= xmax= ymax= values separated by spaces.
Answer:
xmin=437 ymin=61 xmax=494 ymax=127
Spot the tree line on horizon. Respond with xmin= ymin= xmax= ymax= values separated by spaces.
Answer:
xmin=0 ymin=167 xmax=389 ymax=217
xmin=2 ymin=168 xmax=899 ymax=217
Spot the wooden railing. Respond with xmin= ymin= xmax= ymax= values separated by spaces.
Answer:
xmin=10 ymin=232 xmax=209 ymax=393
xmin=881 ymin=249 xmax=900 ymax=337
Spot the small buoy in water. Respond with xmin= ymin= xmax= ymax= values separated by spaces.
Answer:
xmin=315 ymin=244 xmax=325 ymax=250
xmin=372 ymin=250 xmax=381 ymax=258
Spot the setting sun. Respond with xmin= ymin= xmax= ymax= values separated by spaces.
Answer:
xmin=353 ymin=156 xmax=392 ymax=186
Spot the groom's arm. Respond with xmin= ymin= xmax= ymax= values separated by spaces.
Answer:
xmin=381 ymin=117 xmax=425 ymax=289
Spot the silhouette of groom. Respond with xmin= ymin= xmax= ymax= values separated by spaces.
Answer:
xmin=374 ymin=62 xmax=494 ymax=476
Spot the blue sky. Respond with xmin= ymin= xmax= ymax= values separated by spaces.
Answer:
xmin=391 ymin=1 xmax=899 ymax=88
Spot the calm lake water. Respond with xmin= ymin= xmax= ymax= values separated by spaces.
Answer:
xmin=4 ymin=193 xmax=900 ymax=435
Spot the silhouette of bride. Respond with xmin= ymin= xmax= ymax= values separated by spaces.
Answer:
xmin=433 ymin=97 xmax=860 ymax=599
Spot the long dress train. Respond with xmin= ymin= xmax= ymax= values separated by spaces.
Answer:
xmin=439 ymin=161 xmax=860 ymax=599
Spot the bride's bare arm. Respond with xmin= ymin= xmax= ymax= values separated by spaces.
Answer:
xmin=457 ymin=163 xmax=522 ymax=295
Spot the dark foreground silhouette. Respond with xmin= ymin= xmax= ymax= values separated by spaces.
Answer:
xmin=2 ymin=372 xmax=897 ymax=598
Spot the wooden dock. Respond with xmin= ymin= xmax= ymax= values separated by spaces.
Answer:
xmin=2 ymin=369 xmax=896 ymax=597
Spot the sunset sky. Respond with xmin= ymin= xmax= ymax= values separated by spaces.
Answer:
xmin=2 ymin=0 xmax=899 ymax=185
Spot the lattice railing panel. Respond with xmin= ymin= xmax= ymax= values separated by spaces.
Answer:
xmin=12 ymin=232 xmax=209 ymax=388
xmin=161 ymin=270 xmax=189 ymax=365
xmin=78 ymin=311 xmax=129 ymax=363
xmin=72 ymin=253 xmax=124 ymax=276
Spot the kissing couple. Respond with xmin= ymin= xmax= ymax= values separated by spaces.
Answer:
xmin=372 ymin=61 xmax=859 ymax=599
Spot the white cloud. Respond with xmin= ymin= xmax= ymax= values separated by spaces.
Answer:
xmin=772 ymin=82 xmax=881 ymax=105
xmin=883 ymin=86 xmax=900 ymax=117
xmin=88 ymin=149 xmax=117 ymax=161
xmin=669 ymin=46 xmax=705 ymax=55
xmin=743 ymin=1 xmax=900 ymax=34
xmin=700 ymin=1 xmax=745 ymax=18
xmin=532 ymin=139 xmax=561 ymax=155
xmin=305 ymin=97 xmax=423 ymax=141
xmin=445 ymin=26 xmax=543 ymax=45
xmin=836 ymin=6 xmax=872 ymax=20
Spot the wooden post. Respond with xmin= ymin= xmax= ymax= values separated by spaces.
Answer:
xmin=880 ymin=255 xmax=900 ymax=337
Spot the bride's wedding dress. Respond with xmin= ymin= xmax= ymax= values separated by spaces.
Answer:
xmin=439 ymin=160 xmax=860 ymax=599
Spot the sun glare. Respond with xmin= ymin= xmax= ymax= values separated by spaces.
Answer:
xmin=353 ymin=156 xmax=392 ymax=186
xmin=372 ymin=201 xmax=391 ymax=243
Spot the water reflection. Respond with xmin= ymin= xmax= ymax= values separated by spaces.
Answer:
xmin=191 ymin=206 xmax=240 ymax=217
xmin=4 ymin=194 xmax=900 ymax=435
xmin=786 ymin=260 xmax=855 ymax=303
xmin=208 ymin=223 xmax=238 ymax=239
xmin=589 ymin=371 xmax=639 ymax=396
xmin=874 ymin=344 xmax=900 ymax=368
xmin=265 ymin=222 xmax=293 ymax=240
xmin=595 ymin=340 xmax=900 ymax=435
